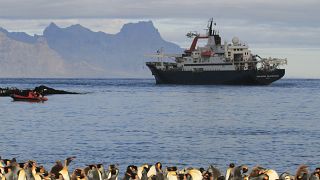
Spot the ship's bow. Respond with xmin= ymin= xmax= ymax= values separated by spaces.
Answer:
xmin=146 ymin=62 xmax=165 ymax=84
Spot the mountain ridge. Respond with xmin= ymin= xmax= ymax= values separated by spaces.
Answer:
xmin=0 ymin=21 xmax=182 ymax=77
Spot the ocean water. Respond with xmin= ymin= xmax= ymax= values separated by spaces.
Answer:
xmin=0 ymin=78 xmax=319 ymax=174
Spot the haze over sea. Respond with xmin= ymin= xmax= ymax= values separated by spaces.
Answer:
xmin=0 ymin=78 xmax=319 ymax=174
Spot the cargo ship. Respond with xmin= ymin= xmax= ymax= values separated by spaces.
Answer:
xmin=146 ymin=18 xmax=287 ymax=85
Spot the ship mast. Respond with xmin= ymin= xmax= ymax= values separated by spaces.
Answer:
xmin=208 ymin=18 xmax=213 ymax=36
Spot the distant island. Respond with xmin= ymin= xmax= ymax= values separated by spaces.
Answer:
xmin=0 ymin=21 xmax=181 ymax=78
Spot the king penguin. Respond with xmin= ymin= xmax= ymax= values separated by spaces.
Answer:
xmin=17 ymin=163 xmax=27 ymax=180
xmin=264 ymin=169 xmax=279 ymax=180
xmin=50 ymin=160 xmax=63 ymax=180
xmin=24 ymin=161 xmax=35 ymax=180
xmin=166 ymin=167 xmax=178 ymax=180
xmin=147 ymin=162 xmax=164 ymax=180
xmin=187 ymin=168 xmax=203 ymax=180
xmin=9 ymin=158 xmax=20 ymax=180
xmin=71 ymin=168 xmax=81 ymax=180
xmin=86 ymin=164 xmax=102 ymax=180
xmin=279 ymin=172 xmax=292 ymax=180
xmin=1 ymin=166 xmax=13 ymax=180
xmin=106 ymin=164 xmax=119 ymax=180
xmin=225 ymin=163 xmax=235 ymax=180
xmin=31 ymin=163 xmax=42 ymax=180
xmin=0 ymin=159 xmax=11 ymax=179
xmin=71 ymin=168 xmax=87 ymax=180
xmin=97 ymin=164 xmax=107 ymax=180
xmin=59 ymin=156 xmax=76 ymax=180
xmin=295 ymin=165 xmax=309 ymax=180
xmin=137 ymin=164 xmax=150 ymax=180
xmin=230 ymin=165 xmax=248 ymax=180
xmin=310 ymin=168 xmax=320 ymax=180
xmin=206 ymin=165 xmax=222 ymax=180
xmin=310 ymin=172 xmax=320 ymax=180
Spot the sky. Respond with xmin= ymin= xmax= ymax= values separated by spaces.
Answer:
xmin=0 ymin=0 xmax=319 ymax=78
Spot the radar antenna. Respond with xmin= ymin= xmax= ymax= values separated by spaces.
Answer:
xmin=186 ymin=31 xmax=199 ymax=38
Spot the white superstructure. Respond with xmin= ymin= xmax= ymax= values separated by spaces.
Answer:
xmin=147 ymin=18 xmax=287 ymax=72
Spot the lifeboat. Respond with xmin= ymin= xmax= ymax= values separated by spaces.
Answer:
xmin=11 ymin=91 xmax=48 ymax=102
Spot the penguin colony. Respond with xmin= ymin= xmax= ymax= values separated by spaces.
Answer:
xmin=0 ymin=157 xmax=319 ymax=180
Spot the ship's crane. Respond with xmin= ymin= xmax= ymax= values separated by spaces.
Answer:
xmin=254 ymin=55 xmax=287 ymax=70
xmin=185 ymin=32 xmax=208 ymax=53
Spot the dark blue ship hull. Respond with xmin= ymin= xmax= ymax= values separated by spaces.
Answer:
xmin=147 ymin=64 xmax=285 ymax=85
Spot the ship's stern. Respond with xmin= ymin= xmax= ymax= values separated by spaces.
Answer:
xmin=255 ymin=69 xmax=285 ymax=85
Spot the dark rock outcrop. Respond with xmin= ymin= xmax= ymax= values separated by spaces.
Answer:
xmin=33 ymin=85 xmax=79 ymax=95
xmin=0 ymin=87 xmax=21 ymax=96
xmin=0 ymin=85 xmax=79 ymax=96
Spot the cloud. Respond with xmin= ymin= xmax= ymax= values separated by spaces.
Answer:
xmin=1 ymin=0 xmax=319 ymax=24
xmin=0 ymin=0 xmax=319 ymax=47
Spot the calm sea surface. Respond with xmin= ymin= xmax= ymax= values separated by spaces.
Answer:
xmin=0 ymin=78 xmax=319 ymax=174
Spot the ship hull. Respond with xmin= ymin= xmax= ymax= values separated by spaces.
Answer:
xmin=147 ymin=64 xmax=285 ymax=85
